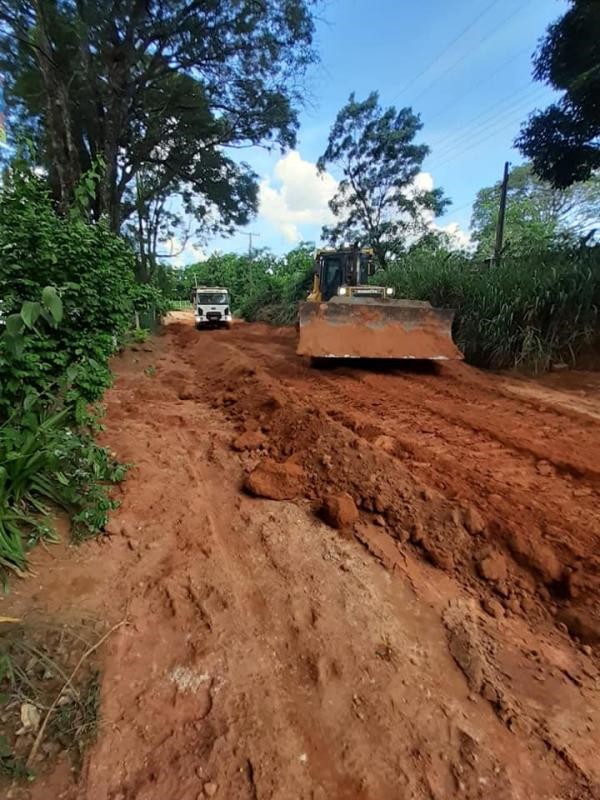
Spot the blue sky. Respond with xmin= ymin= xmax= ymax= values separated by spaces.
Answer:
xmin=178 ymin=0 xmax=568 ymax=263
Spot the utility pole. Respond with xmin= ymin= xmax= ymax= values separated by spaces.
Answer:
xmin=240 ymin=231 xmax=261 ymax=258
xmin=493 ymin=161 xmax=510 ymax=267
xmin=239 ymin=231 xmax=260 ymax=290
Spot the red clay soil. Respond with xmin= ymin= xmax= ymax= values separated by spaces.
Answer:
xmin=4 ymin=313 xmax=600 ymax=800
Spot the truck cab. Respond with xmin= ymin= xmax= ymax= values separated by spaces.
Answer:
xmin=193 ymin=287 xmax=232 ymax=329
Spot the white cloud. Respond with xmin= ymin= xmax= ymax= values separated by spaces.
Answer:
xmin=436 ymin=221 xmax=473 ymax=250
xmin=258 ymin=158 xmax=472 ymax=250
xmin=413 ymin=171 xmax=473 ymax=250
xmin=258 ymin=150 xmax=337 ymax=242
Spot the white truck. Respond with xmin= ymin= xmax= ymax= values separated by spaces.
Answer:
xmin=192 ymin=286 xmax=232 ymax=329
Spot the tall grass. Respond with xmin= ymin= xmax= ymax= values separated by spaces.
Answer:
xmin=382 ymin=246 xmax=600 ymax=372
xmin=0 ymin=403 xmax=127 ymax=579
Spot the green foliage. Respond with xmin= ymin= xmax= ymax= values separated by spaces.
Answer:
xmin=132 ymin=282 xmax=169 ymax=318
xmin=381 ymin=240 xmax=600 ymax=371
xmin=0 ymin=400 xmax=126 ymax=578
xmin=318 ymin=91 xmax=448 ymax=267
xmin=516 ymin=0 xmax=600 ymax=187
xmin=471 ymin=163 xmax=600 ymax=257
xmin=0 ymin=0 xmax=318 ymax=268
xmin=0 ymin=165 xmax=137 ymax=418
xmin=0 ymin=163 xmax=137 ymax=579
xmin=181 ymin=243 xmax=314 ymax=324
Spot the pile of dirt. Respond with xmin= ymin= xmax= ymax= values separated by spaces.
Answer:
xmin=206 ymin=347 xmax=554 ymax=623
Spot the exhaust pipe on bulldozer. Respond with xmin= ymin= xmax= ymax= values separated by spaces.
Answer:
xmin=297 ymin=297 xmax=463 ymax=360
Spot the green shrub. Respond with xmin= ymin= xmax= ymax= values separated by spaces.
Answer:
xmin=382 ymin=244 xmax=600 ymax=371
xmin=0 ymin=165 xmax=138 ymax=579
xmin=0 ymin=166 xmax=137 ymax=418
xmin=180 ymin=244 xmax=314 ymax=324
xmin=0 ymin=400 xmax=126 ymax=579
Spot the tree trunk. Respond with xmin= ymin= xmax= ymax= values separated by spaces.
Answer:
xmin=33 ymin=0 xmax=80 ymax=213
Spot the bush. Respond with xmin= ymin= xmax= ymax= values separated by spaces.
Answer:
xmin=179 ymin=244 xmax=314 ymax=324
xmin=0 ymin=164 xmax=139 ymax=579
xmin=0 ymin=166 xmax=137 ymax=419
xmin=382 ymin=243 xmax=600 ymax=371
xmin=0 ymin=400 xmax=126 ymax=578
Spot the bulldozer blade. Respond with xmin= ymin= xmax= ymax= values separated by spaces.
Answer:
xmin=297 ymin=300 xmax=463 ymax=360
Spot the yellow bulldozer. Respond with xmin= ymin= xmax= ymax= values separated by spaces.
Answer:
xmin=297 ymin=246 xmax=463 ymax=361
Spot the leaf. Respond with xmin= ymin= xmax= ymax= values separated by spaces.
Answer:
xmin=41 ymin=287 xmax=63 ymax=325
xmin=20 ymin=703 xmax=41 ymax=732
xmin=20 ymin=301 xmax=41 ymax=329
xmin=23 ymin=392 xmax=39 ymax=412
xmin=4 ymin=314 xmax=24 ymax=337
xmin=65 ymin=365 xmax=80 ymax=383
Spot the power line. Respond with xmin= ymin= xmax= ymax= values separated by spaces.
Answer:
xmin=445 ymin=200 xmax=475 ymax=216
xmin=429 ymin=84 xmax=545 ymax=157
xmin=428 ymin=89 xmax=547 ymax=167
xmin=409 ymin=0 xmax=534 ymax=107
xmin=390 ymin=0 xmax=503 ymax=105
xmin=428 ymin=106 xmax=539 ymax=172
xmin=424 ymin=44 xmax=532 ymax=126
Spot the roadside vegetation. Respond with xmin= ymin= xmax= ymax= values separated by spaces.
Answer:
xmin=0 ymin=162 xmax=146 ymax=579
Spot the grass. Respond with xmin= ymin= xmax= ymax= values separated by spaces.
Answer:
xmin=0 ymin=621 xmax=102 ymax=783
xmin=382 ymin=246 xmax=600 ymax=372
xmin=0 ymin=402 xmax=127 ymax=579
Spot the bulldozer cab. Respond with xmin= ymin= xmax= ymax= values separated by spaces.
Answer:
xmin=316 ymin=247 xmax=374 ymax=300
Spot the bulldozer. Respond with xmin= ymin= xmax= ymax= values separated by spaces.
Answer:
xmin=297 ymin=246 xmax=463 ymax=360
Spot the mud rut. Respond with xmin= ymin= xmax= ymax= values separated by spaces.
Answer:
xmin=12 ymin=314 xmax=600 ymax=800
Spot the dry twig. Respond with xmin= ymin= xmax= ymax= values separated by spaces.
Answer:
xmin=26 ymin=619 xmax=127 ymax=767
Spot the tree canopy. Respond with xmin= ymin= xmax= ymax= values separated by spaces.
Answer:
xmin=470 ymin=163 xmax=600 ymax=256
xmin=317 ymin=92 xmax=448 ymax=268
xmin=0 ymin=0 xmax=318 ymax=276
xmin=516 ymin=0 xmax=600 ymax=188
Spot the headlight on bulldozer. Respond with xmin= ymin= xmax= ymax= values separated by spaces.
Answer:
xmin=337 ymin=287 xmax=348 ymax=296
xmin=385 ymin=287 xmax=395 ymax=296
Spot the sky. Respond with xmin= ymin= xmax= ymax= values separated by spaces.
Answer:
xmin=174 ymin=0 xmax=569 ymax=264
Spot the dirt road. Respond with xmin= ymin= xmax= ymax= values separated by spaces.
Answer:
xmin=9 ymin=314 xmax=600 ymax=799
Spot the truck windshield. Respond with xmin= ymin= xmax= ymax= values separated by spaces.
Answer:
xmin=197 ymin=293 xmax=228 ymax=305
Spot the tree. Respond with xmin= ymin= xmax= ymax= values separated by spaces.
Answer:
xmin=471 ymin=163 xmax=600 ymax=256
xmin=516 ymin=0 xmax=600 ymax=188
xmin=0 ymin=1 xmax=317 ymax=274
xmin=317 ymin=92 xmax=448 ymax=268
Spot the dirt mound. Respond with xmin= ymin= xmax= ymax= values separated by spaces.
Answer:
xmin=200 ymin=322 xmax=600 ymax=650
